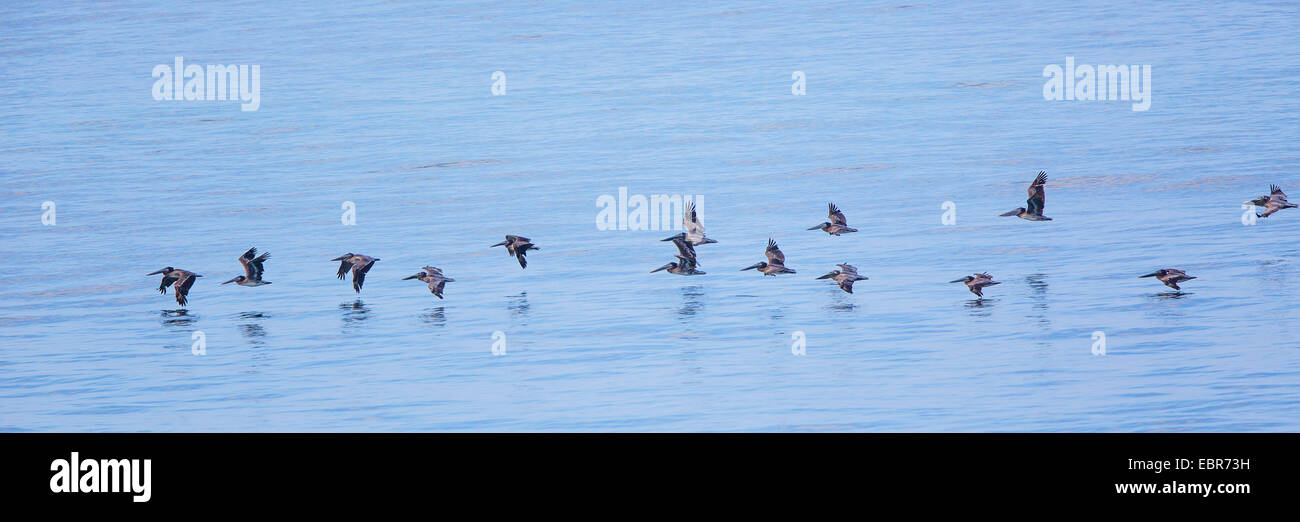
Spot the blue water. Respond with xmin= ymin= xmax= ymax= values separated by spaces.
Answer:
xmin=2 ymin=1 xmax=1298 ymax=431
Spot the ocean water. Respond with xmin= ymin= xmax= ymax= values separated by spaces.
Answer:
xmin=1 ymin=1 xmax=1298 ymax=431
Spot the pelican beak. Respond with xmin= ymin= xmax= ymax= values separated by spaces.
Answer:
xmin=816 ymin=273 xmax=835 ymax=280
xmin=330 ymin=255 xmax=348 ymax=261
xmin=221 ymin=278 xmax=238 ymax=285
xmin=490 ymin=241 xmax=508 ymax=247
xmin=659 ymin=233 xmax=684 ymax=242
xmin=402 ymin=274 xmax=421 ymax=280
xmin=650 ymin=263 xmax=673 ymax=273
xmin=1138 ymin=272 xmax=1160 ymax=278
xmin=700 ymin=238 xmax=718 ymax=244
xmin=741 ymin=263 xmax=762 ymax=271
xmin=806 ymin=224 xmax=823 ymax=230
xmin=443 ymin=277 xmax=455 ymax=282
xmin=1183 ymin=276 xmax=1197 ymax=281
xmin=948 ymin=279 xmax=966 ymax=283
xmin=146 ymin=269 xmax=166 ymax=276
xmin=999 ymin=209 xmax=1021 ymax=217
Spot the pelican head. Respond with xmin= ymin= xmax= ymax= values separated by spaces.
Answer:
xmin=402 ymin=273 xmax=426 ymax=280
xmin=330 ymin=253 xmax=355 ymax=261
xmin=1245 ymin=196 xmax=1270 ymax=206
xmin=999 ymin=208 xmax=1025 ymax=217
xmin=222 ymin=276 xmax=245 ymax=285
xmin=147 ymin=267 xmax=174 ymax=276
xmin=650 ymin=262 xmax=677 ymax=273
xmin=949 ymin=276 xmax=974 ymax=283
xmin=659 ymin=233 xmax=686 ymax=242
xmin=490 ymin=240 xmax=508 ymax=248
xmin=807 ymin=223 xmax=830 ymax=231
xmin=741 ymin=262 xmax=768 ymax=271
xmin=816 ymin=271 xmax=840 ymax=280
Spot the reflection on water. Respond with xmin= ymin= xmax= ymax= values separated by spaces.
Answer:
xmin=965 ymin=297 xmax=995 ymax=317
xmin=422 ymin=307 xmax=447 ymax=327
xmin=237 ymin=312 xmax=269 ymax=346
xmin=508 ymin=292 xmax=529 ymax=323
xmin=340 ymin=300 xmax=369 ymax=328
xmin=160 ymin=309 xmax=195 ymax=327
xmin=678 ymin=285 xmax=704 ymax=318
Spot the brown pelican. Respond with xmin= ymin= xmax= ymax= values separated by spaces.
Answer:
xmin=403 ymin=266 xmax=454 ymax=298
xmin=816 ymin=263 xmax=869 ymax=293
xmin=1000 ymin=171 xmax=1052 ymax=221
xmin=670 ymin=236 xmax=699 ymax=265
xmin=807 ymin=203 xmax=858 ymax=235
xmin=661 ymin=200 xmax=717 ymax=246
xmin=221 ymin=247 xmax=271 ymax=287
xmin=741 ymin=239 xmax=796 ymax=276
xmin=1245 ymin=184 xmax=1297 ymax=218
xmin=1139 ymin=268 xmax=1196 ymax=290
xmin=949 ymin=272 xmax=1001 ymax=297
xmin=491 ymin=235 xmax=538 ymax=269
xmin=147 ymin=267 xmax=201 ymax=307
xmin=331 ymin=253 xmax=378 ymax=292
xmin=651 ymin=255 xmax=706 ymax=276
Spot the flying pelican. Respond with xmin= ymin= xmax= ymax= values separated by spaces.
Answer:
xmin=402 ymin=266 xmax=454 ymax=299
xmin=949 ymin=272 xmax=1001 ymax=297
xmin=331 ymin=253 xmax=378 ymax=292
xmin=147 ymin=267 xmax=201 ymax=307
xmin=661 ymin=200 xmax=717 ymax=246
xmin=816 ymin=263 xmax=869 ymax=293
xmin=741 ymin=239 xmax=796 ymax=276
xmin=669 ymin=236 xmax=699 ymax=266
xmin=1000 ymin=171 xmax=1052 ymax=221
xmin=1139 ymin=268 xmax=1196 ymax=291
xmin=1245 ymin=184 xmax=1297 ymax=218
xmin=222 ymin=248 xmax=271 ymax=287
xmin=491 ymin=235 xmax=538 ymax=269
xmin=651 ymin=255 xmax=706 ymax=276
xmin=807 ymin=203 xmax=858 ymax=235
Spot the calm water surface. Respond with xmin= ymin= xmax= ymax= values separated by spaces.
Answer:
xmin=1 ymin=1 xmax=1298 ymax=431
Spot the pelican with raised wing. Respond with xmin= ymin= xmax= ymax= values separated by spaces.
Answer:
xmin=816 ymin=263 xmax=869 ymax=293
xmin=1139 ymin=268 xmax=1196 ymax=291
xmin=491 ymin=235 xmax=538 ymax=269
xmin=651 ymin=255 xmax=706 ymax=276
xmin=1245 ymin=184 xmax=1297 ymax=218
xmin=222 ymin=247 xmax=271 ymax=287
xmin=403 ymin=266 xmax=454 ymax=299
xmin=147 ymin=267 xmax=201 ymax=307
xmin=741 ymin=239 xmax=796 ymax=276
xmin=1000 ymin=171 xmax=1052 ymax=221
xmin=949 ymin=272 xmax=1001 ymax=298
xmin=661 ymin=200 xmax=717 ymax=246
xmin=332 ymin=253 xmax=378 ymax=293
xmin=807 ymin=203 xmax=858 ymax=235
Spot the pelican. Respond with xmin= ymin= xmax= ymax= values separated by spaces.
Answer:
xmin=651 ymin=255 xmax=706 ymax=276
xmin=741 ymin=239 xmax=796 ymax=276
xmin=402 ymin=266 xmax=454 ymax=299
xmin=147 ymin=267 xmax=201 ymax=307
xmin=949 ymin=272 xmax=1001 ymax=297
xmin=807 ymin=203 xmax=858 ymax=235
xmin=1139 ymin=268 xmax=1196 ymax=291
xmin=1000 ymin=171 xmax=1052 ymax=221
xmin=1245 ymin=184 xmax=1297 ymax=218
xmin=331 ymin=253 xmax=378 ymax=293
xmin=816 ymin=263 xmax=869 ymax=293
xmin=221 ymin=247 xmax=271 ymax=287
xmin=661 ymin=200 xmax=717 ymax=246
xmin=491 ymin=235 xmax=538 ymax=269
xmin=669 ymin=236 xmax=699 ymax=265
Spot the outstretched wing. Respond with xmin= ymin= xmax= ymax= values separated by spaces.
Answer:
xmin=765 ymin=238 xmax=785 ymax=266
xmin=351 ymin=258 xmax=376 ymax=292
xmin=672 ymin=236 xmax=697 ymax=263
xmin=1026 ymin=171 xmax=1047 ymax=214
xmin=174 ymin=272 xmax=197 ymax=306
xmin=836 ymin=263 xmax=858 ymax=276
xmin=683 ymin=201 xmax=705 ymax=235
xmin=1270 ymin=184 xmax=1286 ymax=199
xmin=336 ymin=258 xmax=354 ymax=280
xmin=240 ymin=248 xmax=268 ymax=279
xmin=158 ymin=274 xmax=178 ymax=294
xmin=828 ymin=203 xmax=848 ymax=226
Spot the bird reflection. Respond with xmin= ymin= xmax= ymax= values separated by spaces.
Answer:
xmin=1025 ymin=274 xmax=1050 ymax=328
xmin=340 ymin=299 xmax=369 ymax=327
xmin=508 ymin=292 xmax=530 ymax=321
xmin=678 ymin=285 xmax=704 ymax=318
xmin=964 ymin=297 xmax=996 ymax=317
xmin=237 ymin=312 xmax=268 ymax=346
xmin=160 ymin=309 xmax=196 ymax=327
xmin=422 ymin=307 xmax=447 ymax=327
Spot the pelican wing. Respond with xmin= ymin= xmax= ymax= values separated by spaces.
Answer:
xmin=835 ymin=263 xmax=858 ymax=276
xmin=828 ymin=203 xmax=848 ymax=226
xmin=672 ymin=236 xmax=697 ymax=262
xmin=158 ymin=273 xmax=178 ymax=294
xmin=336 ymin=258 xmax=354 ymax=279
xmin=1270 ymin=184 xmax=1286 ymax=199
xmin=765 ymin=239 xmax=785 ymax=266
xmin=174 ymin=272 xmax=197 ymax=306
xmin=351 ymin=257 xmax=376 ymax=292
xmin=1026 ymin=171 xmax=1047 ymax=215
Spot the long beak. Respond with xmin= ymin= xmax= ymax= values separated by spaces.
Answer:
xmin=700 ymin=238 xmax=718 ymax=244
xmin=330 ymin=255 xmax=348 ymax=261
xmin=402 ymin=274 xmax=420 ymax=280
xmin=650 ymin=264 xmax=673 ymax=273
xmin=856 ymin=275 xmax=869 ymax=281
xmin=1138 ymin=272 xmax=1160 ymax=278
xmin=741 ymin=263 xmax=762 ymax=271
xmin=806 ymin=224 xmax=823 ymax=230
xmin=660 ymin=234 xmax=684 ymax=242
xmin=816 ymin=273 xmax=835 ymax=280
xmin=1183 ymin=276 xmax=1197 ymax=281
xmin=999 ymin=209 xmax=1021 ymax=217
xmin=948 ymin=279 xmax=966 ymax=283
xmin=221 ymin=278 xmax=238 ymax=284
xmin=443 ymin=277 xmax=455 ymax=282
xmin=147 ymin=269 xmax=165 ymax=276
xmin=490 ymin=241 xmax=507 ymax=247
